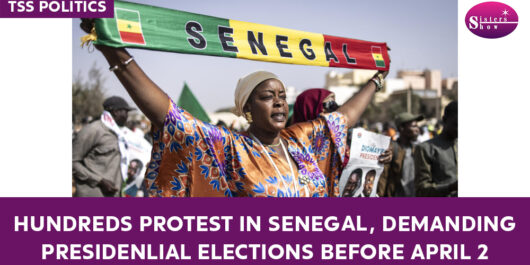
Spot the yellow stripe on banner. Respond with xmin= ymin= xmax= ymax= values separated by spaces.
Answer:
xmin=229 ymin=20 xmax=328 ymax=67
xmin=372 ymin=53 xmax=384 ymax=61
xmin=117 ymin=19 xmax=142 ymax=33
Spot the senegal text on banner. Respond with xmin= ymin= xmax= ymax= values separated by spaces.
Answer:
xmin=91 ymin=0 xmax=390 ymax=70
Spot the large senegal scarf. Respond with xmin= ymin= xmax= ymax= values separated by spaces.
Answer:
xmin=84 ymin=1 xmax=390 ymax=70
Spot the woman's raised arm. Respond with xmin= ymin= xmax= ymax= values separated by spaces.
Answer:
xmin=337 ymin=70 xmax=389 ymax=128
xmin=97 ymin=46 xmax=169 ymax=129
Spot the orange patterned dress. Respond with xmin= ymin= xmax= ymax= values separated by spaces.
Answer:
xmin=144 ymin=99 xmax=348 ymax=197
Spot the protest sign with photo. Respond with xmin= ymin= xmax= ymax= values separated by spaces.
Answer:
xmin=121 ymin=128 xmax=152 ymax=197
xmin=339 ymin=128 xmax=390 ymax=197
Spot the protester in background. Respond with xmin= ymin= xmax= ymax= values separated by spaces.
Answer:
xmin=140 ymin=118 xmax=154 ymax=145
xmin=434 ymin=122 xmax=443 ymax=136
xmin=378 ymin=112 xmax=424 ymax=197
xmin=370 ymin=122 xmax=383 ymax=134
xmin=292 ymin=88 xmax=392 ymax=171
xmin=383 ymin=122 xmax=397 ymax=141
xmin=427 ymin=124 xmax=436 ymax=138
xmin=72 ymin=96 xmax=133 ymax=197
xmin=415 ymin=101 xmax=458 ymax=197
xmin=80 ymin=19 xmax=390 ymax=197
xmin=127 ymin=119 xmax=145 ymax=138
xmin=292 ymin=89 xmax=338 ymax=123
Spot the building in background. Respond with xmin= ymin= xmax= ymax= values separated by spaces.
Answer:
xmin=324 ymin=69 xmax=457 ymax=123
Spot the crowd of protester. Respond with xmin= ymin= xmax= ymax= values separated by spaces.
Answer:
xmin=72 ymin=92 xmax=457 ymax=197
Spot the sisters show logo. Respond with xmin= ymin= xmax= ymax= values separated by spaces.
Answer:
xmin=466 ymin=2 xmax=518 ymax=39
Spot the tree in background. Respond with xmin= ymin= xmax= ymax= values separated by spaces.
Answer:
xmin=359 ymin=91 xmax=422 ymax=125
xmin=360 ymin=99 xmax=384 ymax=124
xmin=387 ymin=93 xmax=423 ymax=120
xmin=72 ymin=64 xmax=106 ymax=124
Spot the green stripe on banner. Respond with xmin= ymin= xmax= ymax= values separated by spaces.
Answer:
xmin=95 ymin=0 xmax=235 ymax=57
xmin=115 ymin=9 xmax=139 ymax=22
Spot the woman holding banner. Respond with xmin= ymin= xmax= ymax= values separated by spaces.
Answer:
xmin=81 ymin=19 xmax=389 ymax=197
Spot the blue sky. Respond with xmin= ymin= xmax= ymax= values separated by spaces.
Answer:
xmin=72 ymin=0 xmax=457 ymax=112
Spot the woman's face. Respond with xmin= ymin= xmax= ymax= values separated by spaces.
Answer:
xmin=246 ymin=79 xmax=289 ymax=133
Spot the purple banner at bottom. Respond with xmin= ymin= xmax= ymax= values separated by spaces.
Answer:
xmin=0 ymin=198 xmax=528 ymax=264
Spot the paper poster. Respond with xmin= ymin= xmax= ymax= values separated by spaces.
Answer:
xmin=339 ymin=128 xmax=390 ymax=197
xmin=121 ymin=128 xmax=152 ymax=197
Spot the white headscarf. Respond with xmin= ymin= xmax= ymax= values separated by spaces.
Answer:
xmin=233 ymin=71 xmax=284 ymax=116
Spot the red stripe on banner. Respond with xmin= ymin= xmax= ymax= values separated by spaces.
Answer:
xmin=322 ymin=35 xmax=389 ymax=70
xmin=119 ymin=31 xmax=145 ymax=45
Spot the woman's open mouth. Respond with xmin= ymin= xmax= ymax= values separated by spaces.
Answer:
xmin=271 ymin=112 xmax=286 ymax=122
